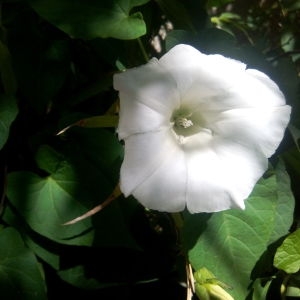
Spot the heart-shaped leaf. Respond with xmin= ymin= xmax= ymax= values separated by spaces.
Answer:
xmin=6 ymin=145 xmax=95 ymax=245
xmin=183 ymin=162 xmax=295 ymax=299
xmin=29 ymin=0 xmax=150 ymax=40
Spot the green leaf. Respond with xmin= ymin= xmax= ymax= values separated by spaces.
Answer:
xmin=0 ymin=227 xmax=47 ymax=300
xmin=64 ymin=128 xmax=123 ymax=180
xmin=155 ymin=0 xmax=195 ymax=31
xmin=7 ymin=10 xmax=71 ymax=114
xmin=29 ymin=0 xmax=150 ymax=40
xmin=183 ymin=162 xmax=295 ymax=299
xmin=6 ymin=145 xmax=95 ymax=245
xmin=285 ymin=272 xmax=300 ymax=297
xmin=282 ymin=147 xmax=300 ymax=177
xmin=286 ymin=285 xmax=300 ymax=297
xmin=251 ymin=278 xmax=272 ymax=300
xmin=7 ymin=170 xmax=94 ymax=245
xmin=288 ymin=124 xmax=300 ymax=151
xmin=7 ymin=141 xmax=137 ymax=249
xmin=0 ymin=41 xmax=17 ymax=96
xmin=58 ymin=265 xmax=121 ymax=290
xmin=274 ymin=229 xmax=300 ymax=273
xmin=0 ymin=94 xmax=18 ymax=150
xmin=165 ymin=30 xmax=197 ymax=51
xmin=23 ymin=234 xmax=60 ymax=270
xmin=2 ymin=204 xmax=60 ymax=270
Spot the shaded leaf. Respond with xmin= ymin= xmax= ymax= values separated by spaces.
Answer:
xmin=7 ymin=170 xmax=94 ymax=245
xmin=165 ymin=30 xmax=197 ymax=51
xmin=58 ymin=265 xmax=122 ymax=290
xmin=7 ymin=139 xmax=137 ymax=249
xmin=6 ymin=145 xmax=95 ymax=245
xmin=207 ymin=0 xmax=234 ymax=8
xmin=0 ymin=40 xmax=17 ymax=96
xmin=2 ymin=205 xmax=60 ymax=270
xmin=288 ymin=124 xmax=300 ymax=151
xmin=0 ymin=94 xmax=18 ymax=150
xmin=6 ymin=8 xmax=71 ymax=114
xmin=183 ymin=162 xmax=295 ymax=299
xmin=29 ymin=0 xmax=150 ymax=40
xmin=155 ymin=0 xmax=195 ymax=31
xmin=286 ymin=273 xmax=300 ymax=297
xmin=250 ymin=278 xmax=272 ymax=300
xmin=0 ymin=227 xmax=47 ymax=299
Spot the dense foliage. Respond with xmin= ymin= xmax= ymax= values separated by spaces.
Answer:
xmin=0 ymin=0 xmax=299 ymax=299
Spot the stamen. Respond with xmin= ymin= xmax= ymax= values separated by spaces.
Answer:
xmin=176 ymin=117 xmax=193 ymax=128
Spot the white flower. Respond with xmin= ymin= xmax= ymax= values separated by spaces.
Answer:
xmin=113 ymin=44 xmax=291 ymax=213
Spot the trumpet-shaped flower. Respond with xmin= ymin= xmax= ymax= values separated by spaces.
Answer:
xmin=114 ymin=44 xmax=291 ymax=213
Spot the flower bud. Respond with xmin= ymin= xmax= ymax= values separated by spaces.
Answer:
xmin=194 ymin=268 xmax=234 ymax=300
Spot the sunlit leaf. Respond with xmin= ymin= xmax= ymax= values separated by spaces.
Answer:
xmin=286 ymin=286 xmax=300 ymax=297
xmin=184 ymin=162 xmax=295 ymax=299
xmin=0 ymin=94 xmax=18 ymax=150
xmin=29 ymin=0 xmax=150 ymax=39
xmin=274 ymin=229 xmax=300 ymax=274
xmin=0 ymin=227 xmax=47 ymax=299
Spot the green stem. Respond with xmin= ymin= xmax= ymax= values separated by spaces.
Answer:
xmin=281 ymin=274 xmax=291 ymax=300
xmin=137 ymin=38 xmax=149 ymax=63
xmin=172 ymin=212 xmax=184 ymax=230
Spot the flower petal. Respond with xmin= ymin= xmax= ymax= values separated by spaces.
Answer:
xmin=186 ymin=136 xmax=267 ymax=213
xmin=120 ymin=129 xmax=179 ymax=197
xmin=158 ymin=44 xmax=287 ymax=114
xmin=117 ymin=93 xmax=170 ymax=140
xmin=114 ymin=58 xmax=180 ymax=138
xmin=158 ymin=44 xmax=250 ymax=111
xmin=246 ymin=69 xmax=286 ymax=106
xmin=211 ymin=105 xmax=291 ymax=157
xmin=132 ymin=144 xmax=187 ymax=212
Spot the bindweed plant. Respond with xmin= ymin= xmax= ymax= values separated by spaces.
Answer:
xmin=0 ymin=0 xmax=299 ymax=299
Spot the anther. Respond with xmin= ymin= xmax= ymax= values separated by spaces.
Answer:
xmin=175 ymin=117 xmax=193 ymax=128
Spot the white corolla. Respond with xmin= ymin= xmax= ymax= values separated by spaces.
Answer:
xmin=114 ymin=44 xmax=291 ymax=213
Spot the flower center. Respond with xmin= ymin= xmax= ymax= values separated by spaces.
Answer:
xmin=171 ymin=108 xmax=212 ymax=143
xmin=175 ymin=117 xmax=194 ymax=128
xmin=171 ymin=109 xmax=200 ymax=138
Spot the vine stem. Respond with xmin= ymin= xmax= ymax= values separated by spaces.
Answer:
xmin=171 ymin=212 xmax=195 ymax=300
xmin=281 ymin=274 xmax=291 ymax=300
